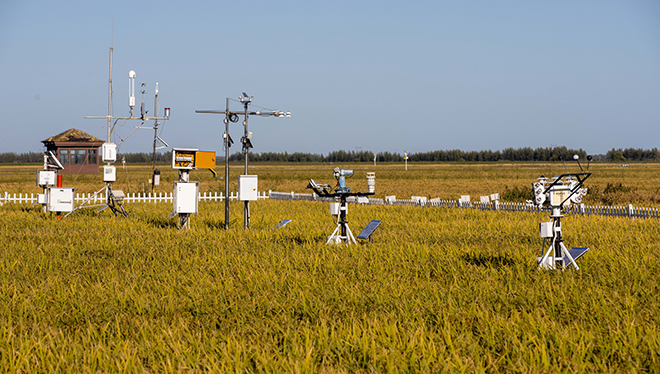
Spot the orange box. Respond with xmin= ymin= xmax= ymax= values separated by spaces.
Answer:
xmin=195 ymin=151 xmax=216 ymax=169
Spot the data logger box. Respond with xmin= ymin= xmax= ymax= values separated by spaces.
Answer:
xmin=36 ymin=170 xmax=56 ymax=187
xmin=48 ymin=187 xmax=74 ymax=212
xmin=173 ymin=181 xmax=199 ymax=214
xmin=103 ymin=165 xmax=116 ymax=182
xmin=102 ymin=143 xmax=117 ymax=162
xmin=238 ymin=175 xmax=258 ymax=201
xmin=172 ymin=148 xmax=197 ymax=169
xmin=539 ymin=222 xmax=554 ymax=238
xmin=172 ymin=148 xmax=216 ymax=170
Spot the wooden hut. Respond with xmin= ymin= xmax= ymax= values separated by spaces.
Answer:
xmin=42 ymin=129 xmax=104 ymax=174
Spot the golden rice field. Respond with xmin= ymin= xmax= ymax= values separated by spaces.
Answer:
xmin=0 ymin=162 xmax=659 ymax=372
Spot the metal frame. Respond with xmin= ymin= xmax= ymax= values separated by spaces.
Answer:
xmin=196 ymin=94 xmax=289 ymax=230
xmin=534 ymin=172 xmax=592 ymax=270
xmin=307 ymin=174 xmax=374 ymax=246
xmin=79 ymin=45 xmax=169 ymax=218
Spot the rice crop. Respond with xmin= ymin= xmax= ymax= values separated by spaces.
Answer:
xmin=1 ymin=162 xmax=659 ymax=372
xmin=1 ymin=189 xmax=659 ymax=372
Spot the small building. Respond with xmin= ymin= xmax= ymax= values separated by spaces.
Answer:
xmin=42 ymin=129 xmax=104 ymax=174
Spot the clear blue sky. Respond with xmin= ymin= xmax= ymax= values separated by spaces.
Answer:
xmin=1 ymin=0 xmax=659 ymax=155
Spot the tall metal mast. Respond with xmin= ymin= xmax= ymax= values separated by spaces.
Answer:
xmin=74 ymin=45 xmax=170 ymax=218
xmin=107 ymin=46 xmax=113 ymax=143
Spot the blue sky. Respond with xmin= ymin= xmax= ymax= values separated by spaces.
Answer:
xmin=1 ymin=0 xmax=659 ymax=155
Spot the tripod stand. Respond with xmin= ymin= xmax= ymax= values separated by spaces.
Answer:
xmin=327 ymin=195 xmax=357 ymax=245
xmin=65 ymin=183 xmax=128 ymax=218
xmin=538 ymin=207 xmax=588 ymax=270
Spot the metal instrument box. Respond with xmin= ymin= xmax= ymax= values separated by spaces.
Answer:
xmin=103 ymin=165 xmax=116 ymax=182
xmin=238 ymin=175 xmax=258 ymax=201
xmin=48 ymin=187 xmax=75 ymax=212
xmin=173 ymin=181 xmax=199 ymax=214
xmin=36 ymin=170 xmax=56 ymax=187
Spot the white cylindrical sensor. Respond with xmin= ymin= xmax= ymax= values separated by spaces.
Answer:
xmin=366 ymin=172 xmax=375 ymax=193
xmin=153 ymin=169 xmax=160 ymax=186
xmin=129 ymin=70 xmax=136 ymax=108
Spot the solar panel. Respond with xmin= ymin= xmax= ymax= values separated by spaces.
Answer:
xmin=563 ymin=247 xmax=589 ymax=267
xmin=357 ymin=220 xmax=382 ymax=240
xmin=275 ymin=219 xmax=292 ymax=229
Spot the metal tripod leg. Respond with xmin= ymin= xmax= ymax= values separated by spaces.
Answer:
xmin=345 ymin=224 xmax=357 ymax=245
xmin=558 ymin=242 xmax=579 ymax=270
xmin=64 ymin=185 xmax=107 ymax=218
xmin=327 ymin=224 xmax=342 ymax=244
xmin=538 ymin=236 xmax=557 ymax=270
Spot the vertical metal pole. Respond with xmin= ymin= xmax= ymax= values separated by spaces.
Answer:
xmin=243 ymin=100 xmax=250 ymax=229
xmin=179 ymin=169 xmax=190 ymax=229
xmin=151 ymin=87 xmax=159 ymax=194
xmin=340 ymin=196 xmax=347 ymax=244
xmin=224 ymin=98 xmax=230 ymax=230
xmin=106 ymin=46 xmax=113 ymax=207
xmin=107 ymin=47 xmax=112 ymax=144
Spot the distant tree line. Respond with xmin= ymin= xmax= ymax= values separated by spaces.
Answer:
xmin=2 ymin=147 xmax=659 ymax=164
xmin=605 ymin=148 xmax=660 ymax=162
xmin=409 ymin=146 xmax=589 ymax=162
xmin=0 ymin=152 xmax=44 ymax=163
xmin=230 ymin=146 xmax=596 ymax=163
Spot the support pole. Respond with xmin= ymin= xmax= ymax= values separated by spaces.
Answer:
xmin=151 ymin=87 xmax=159 ymax=194
xmin=243 ymin=99 xmax=250 ymax=229
xmin=224 ymin=98 xmax=230 ymax=230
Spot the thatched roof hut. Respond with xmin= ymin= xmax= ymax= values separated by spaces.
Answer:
xmin=42 ymin=129 xmax=103 ymax=174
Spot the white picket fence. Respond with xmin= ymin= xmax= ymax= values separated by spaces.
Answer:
xmin=0 ymin=191 xmax=269 ymax=205
xmin=3 ymin=189 xmax=660 ymax=219
xmin=268 ymin=191 xmax=660 ymax=219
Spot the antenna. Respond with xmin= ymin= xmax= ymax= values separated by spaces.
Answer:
xmin=574 ymin=154 xmax=584 ymax=172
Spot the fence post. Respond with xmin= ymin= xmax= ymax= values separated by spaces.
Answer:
xmin=628 ymin=204 xmax=634 ymax=218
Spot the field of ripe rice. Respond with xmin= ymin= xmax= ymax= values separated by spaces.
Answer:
xmin=1 ymin=162 xmax=659 ymax=372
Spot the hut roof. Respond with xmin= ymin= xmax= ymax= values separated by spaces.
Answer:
xmin=43 ymin=128 xmax=103 ymax=143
